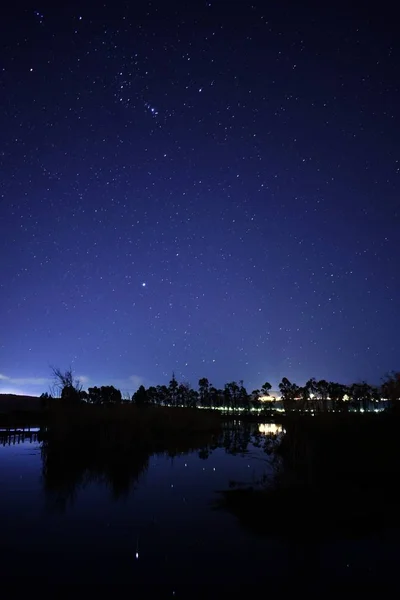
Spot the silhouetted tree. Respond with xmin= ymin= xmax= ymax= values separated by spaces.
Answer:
xmin=259 ymin=381 xmax=273 ymax=413
xmin=44 ymin=366 xmax=393 ymax=416
xmin=297 ymin=385 xmax=310 ymax=413
xmin=146 ymin=386 xmax=159 ymax=405
xmin=156 ymin=385 xmax=169 ymax=406
xmin=278 ymin=377 xmax=300 ymax=414
xmin=87 ymin=385 xmax=121 ymax=405
xmin=210 ymin=386 xmax=222 ymax=409
xmin=87 ymin=386 xmax=102 ymax=405
xmin=198 ymin=377 xmax=211 ymax=408
xmin=251 ymin=389 xmax=261 ymax=410
xmin=51 ymin=367 xmax=84 ymax=405
xmin=349 ymin=382 xmax=376 ymax=412
xmin=40 ymin=392 xmax=52 ymax=409
xmin=238 ymin=380 xmax=250 ymax=411
xmin=316 ymin=379 xmax=330 ymax=412
xmin=188 ymin=387 xmax=199 ymax=408
xmin=381 ymin=372 xmax=400 ymax=413
xmin=132 ymin=385 xmax=149 ymax=406
xmin=223 ymin=384 xmax=232 ymax=411
xmin=233 ymin=381 xmax=242 ymax=410
xmin=177 ymin=382 xmax=192 ymax=407
xmin=261 ymin=382 xmax=272 ymax=397
xmin=327 ymin=382 xmax=349 ymax=412
xmin=306 ymin=378 xmax=329 ymax=412
xmin=103 ymin=386 xmax=121 ymax=404
xmin=305 ymin=378 xmax=318 ymax=412
xmin=224 ymin=382 xmax=241 ymax=411
xmin=169 ymin=373 xmax=179 ymax=407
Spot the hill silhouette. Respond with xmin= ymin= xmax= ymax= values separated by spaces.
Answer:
xmin=0 ymin=393 xmax=41 ymax=413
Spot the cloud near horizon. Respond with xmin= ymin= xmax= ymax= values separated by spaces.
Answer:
xmin=0 ymin=372 xmax=90 ymax=396
xmin=0 ymin=373 xmax=51 ymax=386
xmin=0 ymin=373 xmax=52 ymax=396
xmin=0 ymin=372 xmax=147 ymax=397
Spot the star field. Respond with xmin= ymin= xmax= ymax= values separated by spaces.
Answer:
xmin=1 ymin=1 xmax=399 ymax=396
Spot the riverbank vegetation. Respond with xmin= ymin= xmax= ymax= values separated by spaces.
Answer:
xmin=2 ymin=368 xmax=400 ymax=420
xmin=39 ymin=367 xmax=400 ymax=414
xmin=218 ymin=411 xmax=400 ymax=539
xmin=44 ymin=402 xmax=221 ymax=447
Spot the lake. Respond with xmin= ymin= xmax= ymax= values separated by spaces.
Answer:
xmin=0 ymin=421 xmax=399 ymax=592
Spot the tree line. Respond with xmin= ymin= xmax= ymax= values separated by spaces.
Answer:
xmin=42 ymin=367 xmax=400 ymax=413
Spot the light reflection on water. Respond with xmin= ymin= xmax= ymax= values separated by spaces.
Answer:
xmin=0 ymin=422 xmax=398 ymax=586
xmin=258 ymin=422 xmax=282 ymax=435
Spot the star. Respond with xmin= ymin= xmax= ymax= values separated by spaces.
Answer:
xmin=0 ymin=1 xmax=398 ymax=397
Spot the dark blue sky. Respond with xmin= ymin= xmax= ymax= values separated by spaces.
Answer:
xmin=1 ymin=1 xmax=399 ymax=396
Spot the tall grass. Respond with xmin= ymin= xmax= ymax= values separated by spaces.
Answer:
xmin=44 ymin=403 xmax=221 ymax=449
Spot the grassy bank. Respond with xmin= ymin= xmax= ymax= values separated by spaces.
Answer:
xmin=218 ymin=412 xmax=400 ymax=539
xmin=1 ymin=399 xmax=221 ymax=437
xmin=43 ymin=403 xmax=221 ymax=447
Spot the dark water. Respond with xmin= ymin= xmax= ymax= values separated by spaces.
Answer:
xmin=0 ymin=422 xmax=399 ymax=592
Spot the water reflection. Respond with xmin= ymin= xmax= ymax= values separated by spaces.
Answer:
xmin=258 ymin=423 xmax=282 ymax=435
xmin=0 ymin=428 xmax=39 ymax=445
xmin=42 ymin=440 xmax=151 ymax=510
xmin=0 ymin=422 xmax=281 ymax=512
xmin=38 ymin=421 xmax=281 ymax=510
xmin=3 ymin=420 xmax=397 ymax=586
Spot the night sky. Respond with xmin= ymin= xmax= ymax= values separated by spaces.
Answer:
xmin=1 ymin=1 xmax=399 ymax=397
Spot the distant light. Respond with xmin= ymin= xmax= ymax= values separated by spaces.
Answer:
xmin=141 ymin=282 xmax=146 ymax=287
xmin=259 ymin=423 xmax=283 ymax=435
xmin=135 ymin=552 xmax=139 ymax=559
